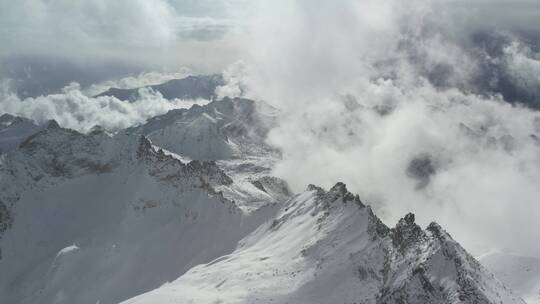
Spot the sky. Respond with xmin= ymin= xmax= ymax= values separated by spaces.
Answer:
xmin=1 ymin=0 xmax=540 ymax=256
xmin=0 ymin=0 xmax=241 ymax=97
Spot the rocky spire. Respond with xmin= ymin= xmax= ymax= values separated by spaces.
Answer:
xmin=46 ymin=119 xmax=61 ymax=130
xmin=391 ymin=213 xmax=426 ymax=252
xmin=323 ymin=182 xmax=365 ymax=207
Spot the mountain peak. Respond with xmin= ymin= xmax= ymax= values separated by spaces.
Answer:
xmin=324 ymin=182 xmax=364 ymax=206
xmin=329 ymin=181 xmax=348 ymax=194
xmin=136 ymin=135 xmax=155 ymax=160
xmin=89 ymin=125 xmax=106 ymax=135
xmin=46 ymin=119 xmax=60 ymax=130
xmin=392 ymin=212 xmax=427 ymax=252
xmin=399 ymin=212 xmax=416 ymax=226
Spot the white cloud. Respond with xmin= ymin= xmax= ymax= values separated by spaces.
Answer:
xmin=0 ymin=0 xmax=177 ymax=60
xmin=502 ymin=41 xmax=540 ymax=97
xmin=83 ymin=68 xmax=193 ymax=96
xmin=0 ymin=83 xmax=209 ymax=133
xmin=216 ymin=0 xmax=540 ymax=257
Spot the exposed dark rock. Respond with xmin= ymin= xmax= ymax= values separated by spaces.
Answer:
xmin=46 ymin=120 xmax=61 ymax=129
xmin=138 ymin=136 xmax=233 ymax=188
xmin=391 ymin=213 xmax=426 ymax=252
xmin=251 ymin=180 xmax=267 ymax=192
xmin=366 ymin=206 xmax=391 ymax=239
xmin=0 ymin=200 xmax=12 ymax=235
xmin=324 ymin=182 xmax=362 ymax=205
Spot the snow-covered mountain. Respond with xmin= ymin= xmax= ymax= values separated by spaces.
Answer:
xmin=94 ymin=74 xmax=223 ymax=101
xmin=122 ymin=183 xmax=524 ymax=304
xmin=0 ymin=106 xmax=285 ymax=303
xmin=126 ymin=97 xmax=278 ymax=161
xmin=0 ymin=113 xmax=45 ymax=154
xmin=0 ymin=94 xmax=528 ymax=304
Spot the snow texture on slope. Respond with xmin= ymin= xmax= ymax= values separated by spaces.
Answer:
xmin=123 ymin=183 xmax=524 ymax=304
xmin=0 ymin=122 xmax=284 ymax=304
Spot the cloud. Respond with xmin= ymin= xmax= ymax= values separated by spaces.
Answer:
xmin=500 ymin=41 xmax=540 ymax=104
xmin=0 ymin=82 xmax=209 ymax=133
xmin=0 ymin=0 xmax=241 ymax=96
xmin=218 ymin=0 xmax=540 ymax=256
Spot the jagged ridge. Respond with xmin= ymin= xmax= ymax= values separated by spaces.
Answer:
xmin=123 ymin=182 xmax=524 ymax=304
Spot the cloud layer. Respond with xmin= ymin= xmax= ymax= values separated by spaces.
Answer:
xmin=223 ymin=0 xmax=540 ymax=256
xmin=0 ymin=82 xmax=208 ymax=133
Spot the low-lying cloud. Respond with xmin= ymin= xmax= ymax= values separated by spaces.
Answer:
xmin=0 ymin=82 xmax=208 ymax=133
xmin=223 ymin=0 xmax=540 ymax=256
xmin=1 ymin=0 xmax=539 ymax=258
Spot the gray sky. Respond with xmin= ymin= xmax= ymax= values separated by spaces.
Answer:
xmin=0 ymin=0 xmax=240 ymax=96
xmin=1 ymin=0 xmax=540 ymax=97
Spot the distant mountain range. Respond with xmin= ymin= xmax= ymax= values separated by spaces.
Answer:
xmin=94 ymin=74 xmax=223 ymax=101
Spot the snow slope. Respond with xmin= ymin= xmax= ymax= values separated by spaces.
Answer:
xmin=128 ymin=97 xmax=278 ymax=161
xmin=480 ymin=251 xmax=540 ymax=304
xmin=123 ymin=183 xmax=524 ymax=304
xmin=95 ymin=74 xmax=223 ymax=101
xmin=0 ymin=121 xmax=285 ymax=304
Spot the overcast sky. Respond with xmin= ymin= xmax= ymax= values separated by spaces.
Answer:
xmin=1 ymin=0 xmax=540 ymax=97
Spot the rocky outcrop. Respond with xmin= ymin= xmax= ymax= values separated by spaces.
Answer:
xmin=122 ymin=182 xmax=525 ymax=304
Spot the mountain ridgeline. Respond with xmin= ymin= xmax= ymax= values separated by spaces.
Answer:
xmin=94 ymin=74 xmax=224 ymax=101
xmin=0 ymin=75 xmax=529 ymax=304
